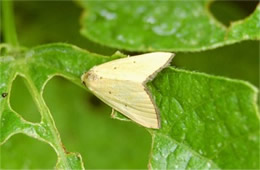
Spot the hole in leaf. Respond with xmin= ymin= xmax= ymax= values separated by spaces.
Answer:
xmin=10 ymin=76 xmax=41 ymax=122
xmin=209 ymin=0 xmax=258 ymax=26
xmin=1 ymin=134 xmax=56 ymax=169
xmin=43 ymin=76 xmax=151 ymax=169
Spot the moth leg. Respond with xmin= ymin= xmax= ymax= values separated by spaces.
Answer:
xmin=110 ymin=109 xmax=116 ymax=118
xmin=110 ymin=109 xmax=130 ymax=121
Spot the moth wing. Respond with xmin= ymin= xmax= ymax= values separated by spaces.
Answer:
xmin=88 ymin=79 xmax=159 ymax=128
xmin=82 ymin=52 xmax=174 ymax=128
xmin=91 ymin=52 xmax=174 ymax=83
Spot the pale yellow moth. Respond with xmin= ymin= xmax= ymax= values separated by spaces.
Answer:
xmin=81 ymin=52 xmax=174 ymax=129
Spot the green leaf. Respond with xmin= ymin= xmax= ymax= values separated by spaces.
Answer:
xmin=148 ymin=68 xmax=259 ymax=169
xmin=1 ymin=44 xmax=259 ymax=169
xmin=79 ymin=1 xmax=260 ymax=52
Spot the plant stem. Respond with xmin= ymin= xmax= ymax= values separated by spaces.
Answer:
xmin=2 ymin=0 xmax=19 ymax=47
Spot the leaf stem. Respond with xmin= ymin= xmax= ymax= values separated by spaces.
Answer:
xmin=2 ymin=0 xmax=19 ymax=47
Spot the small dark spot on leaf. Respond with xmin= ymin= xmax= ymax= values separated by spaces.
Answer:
xmin=114 ymin=67 xmax=117 ymax=69
xmin=125 ymin=104 xmax=127 ymax=107
xmin=100 ymin=76 xmax=103 ymax=79
xmin=82 ymin=81 xmax=86 ymax=86
xmin=2 ymin=93 xmax=8 ymax=98
xmin=109 ymin=91 xmax=112 ymax=94
xmin=133 ymin=61 xmax=136 ymax=63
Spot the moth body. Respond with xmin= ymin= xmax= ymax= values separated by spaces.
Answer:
xmin=81 ymin=52 xmax=174 ymax=129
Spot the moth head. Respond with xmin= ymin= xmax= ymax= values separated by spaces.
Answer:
xmin=81 ymin=69 xmax=99 ymax=86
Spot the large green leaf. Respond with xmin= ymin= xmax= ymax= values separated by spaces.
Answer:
xmin=148 ymin=68 xmax=259 ymax=169
xmin=1 ymin=43 xmax=259 ymax=168
xmin=79 ymin=1 xmax=260 ymax=52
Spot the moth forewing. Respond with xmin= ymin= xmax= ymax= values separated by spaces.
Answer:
xmin=81 ymin=52 xmax=174 ymax=129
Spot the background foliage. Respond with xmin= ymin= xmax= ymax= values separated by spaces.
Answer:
xmin=0 ymin=0 xmax=259 ymax=169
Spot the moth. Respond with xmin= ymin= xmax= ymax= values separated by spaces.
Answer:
xmin=81 ymin=52 xmax=174 ymax=129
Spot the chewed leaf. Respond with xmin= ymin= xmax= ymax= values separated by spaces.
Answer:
xmin=79 ymin=1 xmax=260 ymax=52
xmin=1 ymin=43 xmax=259 ymax=169
xmin=0 ymin=44 xmax=113 ymax=169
